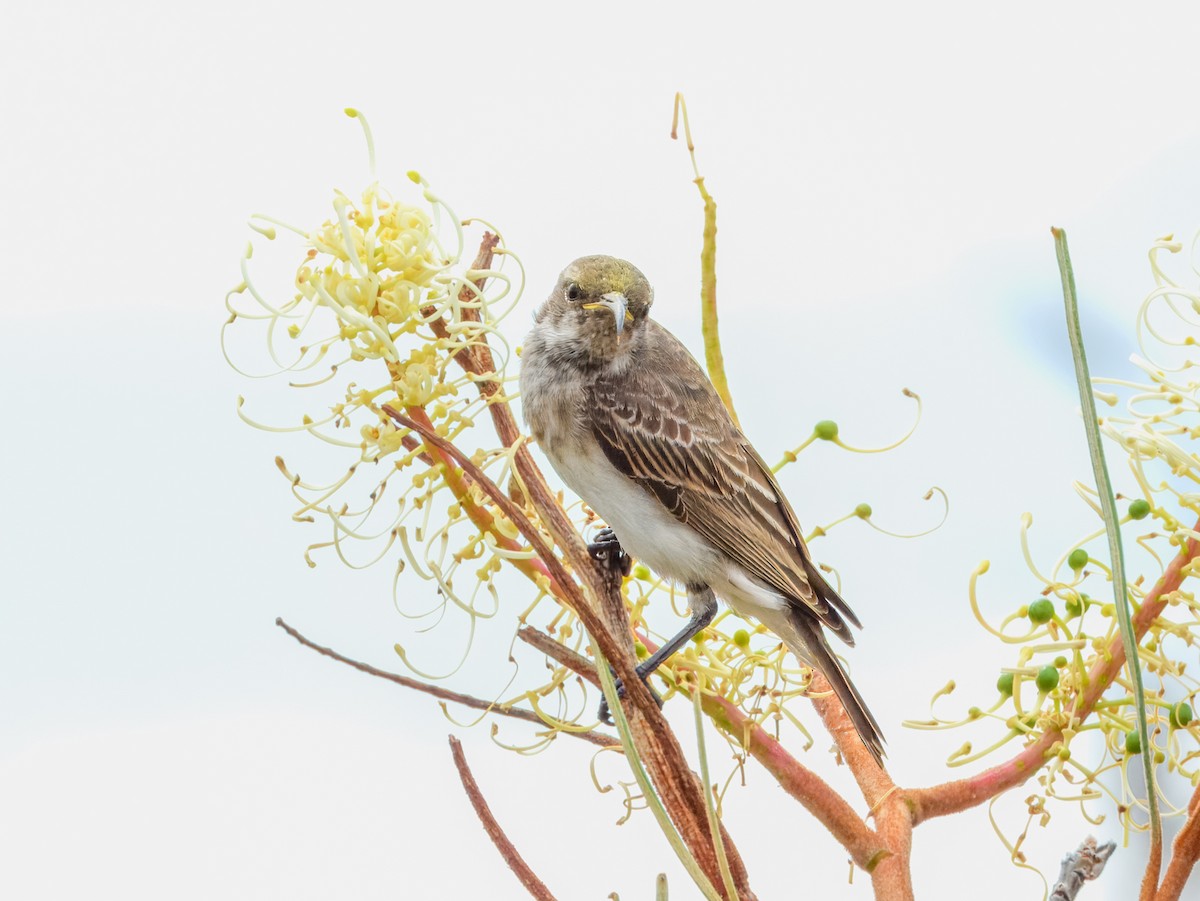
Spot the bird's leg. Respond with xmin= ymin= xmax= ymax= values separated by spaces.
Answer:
xmin=587 ymin=526 xmax=632 ymax=577
xmin=598 ymin=585 xmax=718 ymax=724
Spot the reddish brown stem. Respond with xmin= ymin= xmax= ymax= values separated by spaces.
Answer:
xmin=1154 ymin=782 xmax=1200 ymax=901
xmin=1142 ymin=841 xmax=1165 ymax=901
xmin=448 ymin=736 xmax=557 ymax=901
xmin=910 ymin=524 xmax=1200 ymax=824
xmin=402 ymin=405 xmax=564 ymax=596
xmin=808 ymin=674 xmax=911 ymax=896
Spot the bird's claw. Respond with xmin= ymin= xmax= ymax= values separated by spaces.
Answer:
xmin=597 ymin=664 xmax=664 ymax=725
xmin=587 ymin=527 xmax=632 ymax=577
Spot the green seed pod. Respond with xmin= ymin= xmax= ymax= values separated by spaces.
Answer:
xmin=1125 ymin=730 xmax=1141 ymax=755
xmin=996 ymin=672 xmax=1014 ymax=696
xmin=1065 ymin=594 xmax=1083 ymax=619
xmin=814 ymin=420 xmax=839 ymax=441
xmin=968 ymin=706 xmax=982 ymax=719
xmin=1054 ymin=656 xmax=1068 ymax=669
xmin=632 ymin=564 xmax=651 ymax=580
xmin=1068 ymin=548 xmax=1088 ymax=570
xmin=733 ymin=629 xmax=750 ymax=649
xmin=1128 ymin=498 xmax=1151 ymax=520
xmin=1028 ymin=599 xmax=1055 ymax=625
xmin=1155 ymin=750 xmax=1166 ymax=764
xmin=634 ymin=642 xmax=649 ymax=660
xmin=854 ymin=503 xmax=872 ymax=519
xmin=1036 ymin=666 xmax=1059 ymax=692
xmin=1170 ymin=702 xmax=1193 ymax=729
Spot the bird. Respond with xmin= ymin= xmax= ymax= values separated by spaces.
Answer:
xmin=519 ymin=255 xmax=885 ymax=766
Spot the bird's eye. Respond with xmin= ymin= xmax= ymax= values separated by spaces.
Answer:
xmin=566 ymin=283 xmax=582 ymax=302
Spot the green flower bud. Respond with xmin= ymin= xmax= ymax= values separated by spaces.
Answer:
xmin=733 ymin=629 xmax=750 ymax=648
xmin=634 ymin=642 xmax=649 ymax=660
xmin=1053 ymin=656 xmax=1068 ymax=669
xmin=1036 ymin=666 xmax=1059 ymax=692
xmin=814 ymin=420 xmax=839 ymax=441
xmin=1065 ymin=594 xmax=1083 ymax=619
xmin=632 ymin=564 xmax=651 ymax=580
xmin=1170 ymin=702 xmax=1193 ymax=729
xmin=1028 ymin=599 xmax=1055 ymax=625
xmin=997 ymin=672 xmax=1014 ymax=696
xmin=967 ymin=706 xmax=982 ymax=719
xmin=1128 ymin=499 xmax=1151 ymax=520
xmin=1068 ymin=548 xmax=1088 ymax=570
xmin=854 ymin=503 xmax=872 ymax=519
xmin=1125 ymin=730 xmax=1141 ymax=754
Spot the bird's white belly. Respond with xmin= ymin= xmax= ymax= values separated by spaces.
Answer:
xmin=545 ymin=440 xmax=721 ymax=585
xmin=546 ymin=440 xmax=792 ymax=626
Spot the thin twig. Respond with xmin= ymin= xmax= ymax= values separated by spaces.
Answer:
xmin=448 ymin=736 xmax=557 ymax=901
xmin=517 ymin=626 xmax=602 ymax=688
xmin=274 ymin=618 xmax=616 ymax=748
xmin=1049 ymin=836 xmax=1116 ymax=901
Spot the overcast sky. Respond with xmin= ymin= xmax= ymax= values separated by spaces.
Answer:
xmin=4 ymin=3 xmax=1200 ymax=899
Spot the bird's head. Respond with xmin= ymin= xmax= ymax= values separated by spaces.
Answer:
xmin=534 ymin=255 xmax=653 ymax=361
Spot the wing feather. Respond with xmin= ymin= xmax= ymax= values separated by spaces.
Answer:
xmin=587 ymin=323 xmax=861 ymax=641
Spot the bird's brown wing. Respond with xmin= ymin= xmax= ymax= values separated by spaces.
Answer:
xmin=587 ymin=323 xmax=860 ymax=643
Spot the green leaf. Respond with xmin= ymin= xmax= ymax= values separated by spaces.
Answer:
xmin=1052 ymin=227 xmax=1159 ymax=851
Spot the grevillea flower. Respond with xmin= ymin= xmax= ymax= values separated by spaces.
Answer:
xmin=907 ymin=231 xmax=1200 ymax=860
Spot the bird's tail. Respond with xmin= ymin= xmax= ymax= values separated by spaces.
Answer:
xmin=784 ymin=614 xmax=886 ymax=768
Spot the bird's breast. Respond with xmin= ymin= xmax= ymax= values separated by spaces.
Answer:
xmin=544 ymin=438 xmax=721 ymax=585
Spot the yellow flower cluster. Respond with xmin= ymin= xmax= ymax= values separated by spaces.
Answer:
xmin=224 ymin=111 xmax=526 ymax=677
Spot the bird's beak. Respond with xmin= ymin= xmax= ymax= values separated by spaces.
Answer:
xmin=584 ymin=292 xmax=631 ymax=335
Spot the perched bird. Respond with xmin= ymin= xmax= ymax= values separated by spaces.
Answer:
xmin=520 ymin=255 xmax=885 ymax=766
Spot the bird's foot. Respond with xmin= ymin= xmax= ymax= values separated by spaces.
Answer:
xmin=597 ymin=662 xmax=664 ymax=725
xmin=587 ymin=527 xmax=632 ymax=577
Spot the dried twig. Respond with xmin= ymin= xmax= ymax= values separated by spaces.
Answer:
xmin=1049 ymin=837 xmax=1116 ymax=901
xmin=449 ymin=736 xmax=557 ymax=901
xmin=274 ymin=618 xmax=616 ymax=748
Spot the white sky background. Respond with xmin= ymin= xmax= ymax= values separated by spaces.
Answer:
xmin=3 ymin=2 xmax=1200 ymax=899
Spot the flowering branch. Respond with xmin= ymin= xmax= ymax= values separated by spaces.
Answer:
xmin=518 ymin=624 xmax=887 ymax=871
xmin=381 ymin=405 xmax=755 ymax=900
xmin=230 ymin=110 xmax=1200 ymax=898
xmin=909 ymin=522 xmax=1200 ymax=824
